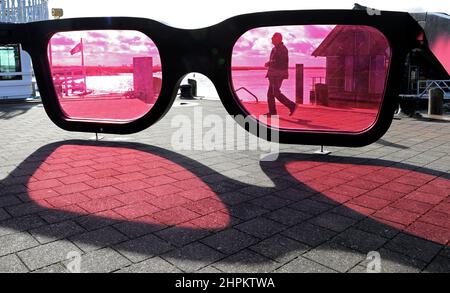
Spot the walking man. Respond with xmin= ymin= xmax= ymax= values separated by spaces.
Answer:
xmin=265 ymin=33 xmax=297 ymax=116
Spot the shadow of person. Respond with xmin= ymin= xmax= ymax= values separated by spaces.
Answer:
xmin=0 ymin=140 xmax=448 ymax=272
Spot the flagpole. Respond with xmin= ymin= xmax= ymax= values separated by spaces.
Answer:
xmin=48 ymin=40 xmax=53 ymax=68
xmin=80 ymin=38 xmax=86 ymax=94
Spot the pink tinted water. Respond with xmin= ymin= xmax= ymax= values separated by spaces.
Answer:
xmin=232 ymin=25 xmax=391 ymax=133
xmin=233 ymin=68 xmax=326 ymax=104
xmin=48 ymin=30 xmax=162 ymax=122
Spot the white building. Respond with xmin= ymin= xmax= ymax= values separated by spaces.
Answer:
xmin=0 ymin=0 xmax=49 ymax=100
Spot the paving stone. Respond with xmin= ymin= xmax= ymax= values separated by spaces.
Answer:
xmin=219 ymin=191 xmax=252 ymax=206
xmin=0 ymin=214 xmax=47 ymax=237
xmin=282 ymin=223 xmax=336 ymax=247
xmin=384 ymin=233 xmax=442 ymax=263
xmin=355 ymin=218 xmax=401 ymax=239
xmin=5 ymin=202 xmax=47 ymax=217
xmin=115 ymin=234 xmax=173 ymax=263
xmin=38 ymin=206 xmax=85 ymax=224
xmin=0 ymin=195 xmax=21 ymax=208
xmin=235 ymin=218 xmax=286 ymax=239
xmin=290 ymin=199 xmax=334 ymax=215
xmin=250 ymin=234 xmax=310 ymax=263
xmin=308 ymin=194 xmax=343 ymax=207
xmin=359 ymin=248 xmax=427 ymax=273
xmin=75 ymin=211 xmax=124 ymax=231
xmin=348 ymin=265 xmax=369 ymax=273
xmin=0 ymin=185 xmax=27 ymax=196
xmin=331 ymin=205 xmax=369 ymax=220
xmin=201 ymin=229 xmax=258 ymax=255
xmin=30 ymin=221 xmax=86 ymax=244
xmin=212 ymin=250 xmax=278 ymax=273
xmin=228 ymin=202 xmax=269 ymax=220
xmin=0 ymin=208 xmax=11 ymax=221
xmin=70 ymin=226 xmax=128 ymax=253
xmin=239 ymin=186 xmax=274 ymax=198
xmin=67 ymin=248 xmax=131 ymax=273
xmin=423 ymin=256 xmax=450 ymax=273
xmin=308 ymin=212 xmax=358 ymax=233
xmin=265 ymin=207 xmax=312 ymax=226
xmin=276 ymin=256 xmax=337 ymax=273
xmin=113 ymin=219 xmax=167 ymax=238
xmin=196 ymin=266 xmax=223 ymax=273
xmin=155 ymin=227 xmax=211 ymax=247
xmin=303 ymin=242 xmax=365 ymax=273
xmin=0 ymin=254 xmax=29 ymax=273
xmin=373 ymin=206 xmax=421 ymax=226
xmin=17 ymin=240 xmax=81 ymax=271
xmin=440 ymin=247 xmax=450 ymax=259
xmin=332 ymin=228 xmax=388 ymax=253
xmin=182 ymin=197 xmax=225 ymax=216
xmin=188 ymin=211 xmax=240 ymax=231
xmin=273 ymin=187 xmax=314 ymax=202
xmin=405 ymin=221 xmax=450 ymax=245
xmin=0 ymin=232 xmax=38 ymax=256
xmin=117 ymin=257 xmax=182 ymax=273
xmin=207 ymin=180 xmax=245 ymax=194
xmin=152 ymin=206 xmax=201 ymax=226
xmin=32 ymin=263 xmax=68 ymax=273
xmin=251 ymin=195 xmax=293 ymax=211
xmin=162 ymin=242 xmax=225 ymax=272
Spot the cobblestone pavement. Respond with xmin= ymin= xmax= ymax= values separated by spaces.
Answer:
xmin=0 ymin=100 xmax=449 ymax=273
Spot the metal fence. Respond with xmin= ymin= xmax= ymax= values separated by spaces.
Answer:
xmin=0 ymin=0 xmax=48 ymax=23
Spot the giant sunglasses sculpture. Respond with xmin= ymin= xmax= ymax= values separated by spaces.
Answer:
xmin=1 ymin=9 xmax=449 ymax=146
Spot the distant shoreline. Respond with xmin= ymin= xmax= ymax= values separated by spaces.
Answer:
xmin=231 ymin=66 xmax=326 ymax=71
xmin=50 ymin=65 xmax=325 ymax=76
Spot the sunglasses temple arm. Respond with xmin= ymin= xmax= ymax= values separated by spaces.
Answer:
xmin=410 ymin=12 xmax=450 ymax=77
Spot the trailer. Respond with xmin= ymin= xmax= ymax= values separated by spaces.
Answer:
xmin=0 ymin=0 xmax=49 ymax=101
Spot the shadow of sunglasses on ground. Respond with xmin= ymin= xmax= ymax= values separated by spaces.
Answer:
xmin=0 ymin=140 xmax=448 ymax=272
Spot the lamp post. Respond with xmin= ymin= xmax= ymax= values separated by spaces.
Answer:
xmin=51 ymin=8 xmax=63 ymax=19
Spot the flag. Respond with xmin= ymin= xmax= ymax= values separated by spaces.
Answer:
xmin=70 ymin=42 xmax=83 ymax=55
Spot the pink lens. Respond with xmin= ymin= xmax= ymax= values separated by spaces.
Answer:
xmin=431 ymin=35 xmax=450 ymax=75
xmin=48 ymin=30 xmax=162 ymax=122
xmin=232 ymin=25 xmax=391 ymax=132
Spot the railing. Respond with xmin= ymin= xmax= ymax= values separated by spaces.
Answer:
xmin=417 ymin=80 xmax=450 ymax=98
xmin=311 ymin=76 xmax=325 ymax=88
xmin=51 ymin=67 xmax=87 ymax=97
xmin=235 ymin=87 xmax=259 ymax=103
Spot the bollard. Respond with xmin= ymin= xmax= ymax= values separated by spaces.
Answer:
xmin=180 ymin=84 xmax=194 ymax=99
xmin=429 ymin=88 xmax=444 ymax=115
xmin=296 ymin=64 xmax=304 ymax=104
xmin=315 ymin=84 xmax=329 ymax=106
xmin=188 ymin=79 xmax=197 ymax=97
xmin=310 ymin=90 xmax=316 ymax=105
xmin=133 ymin=57 xmax=154 ymax=103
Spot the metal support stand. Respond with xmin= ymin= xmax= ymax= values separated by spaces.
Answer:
xmin=394 ymin=104 xmax=402 ymax=120
xmin=314 ymin=145 xmax=331 ymax=155
xmin=89 ymin=133 xmax=104 ymax=141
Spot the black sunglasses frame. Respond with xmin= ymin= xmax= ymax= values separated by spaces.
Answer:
xmin=1 ymin=9 xmax=447 ymax=146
